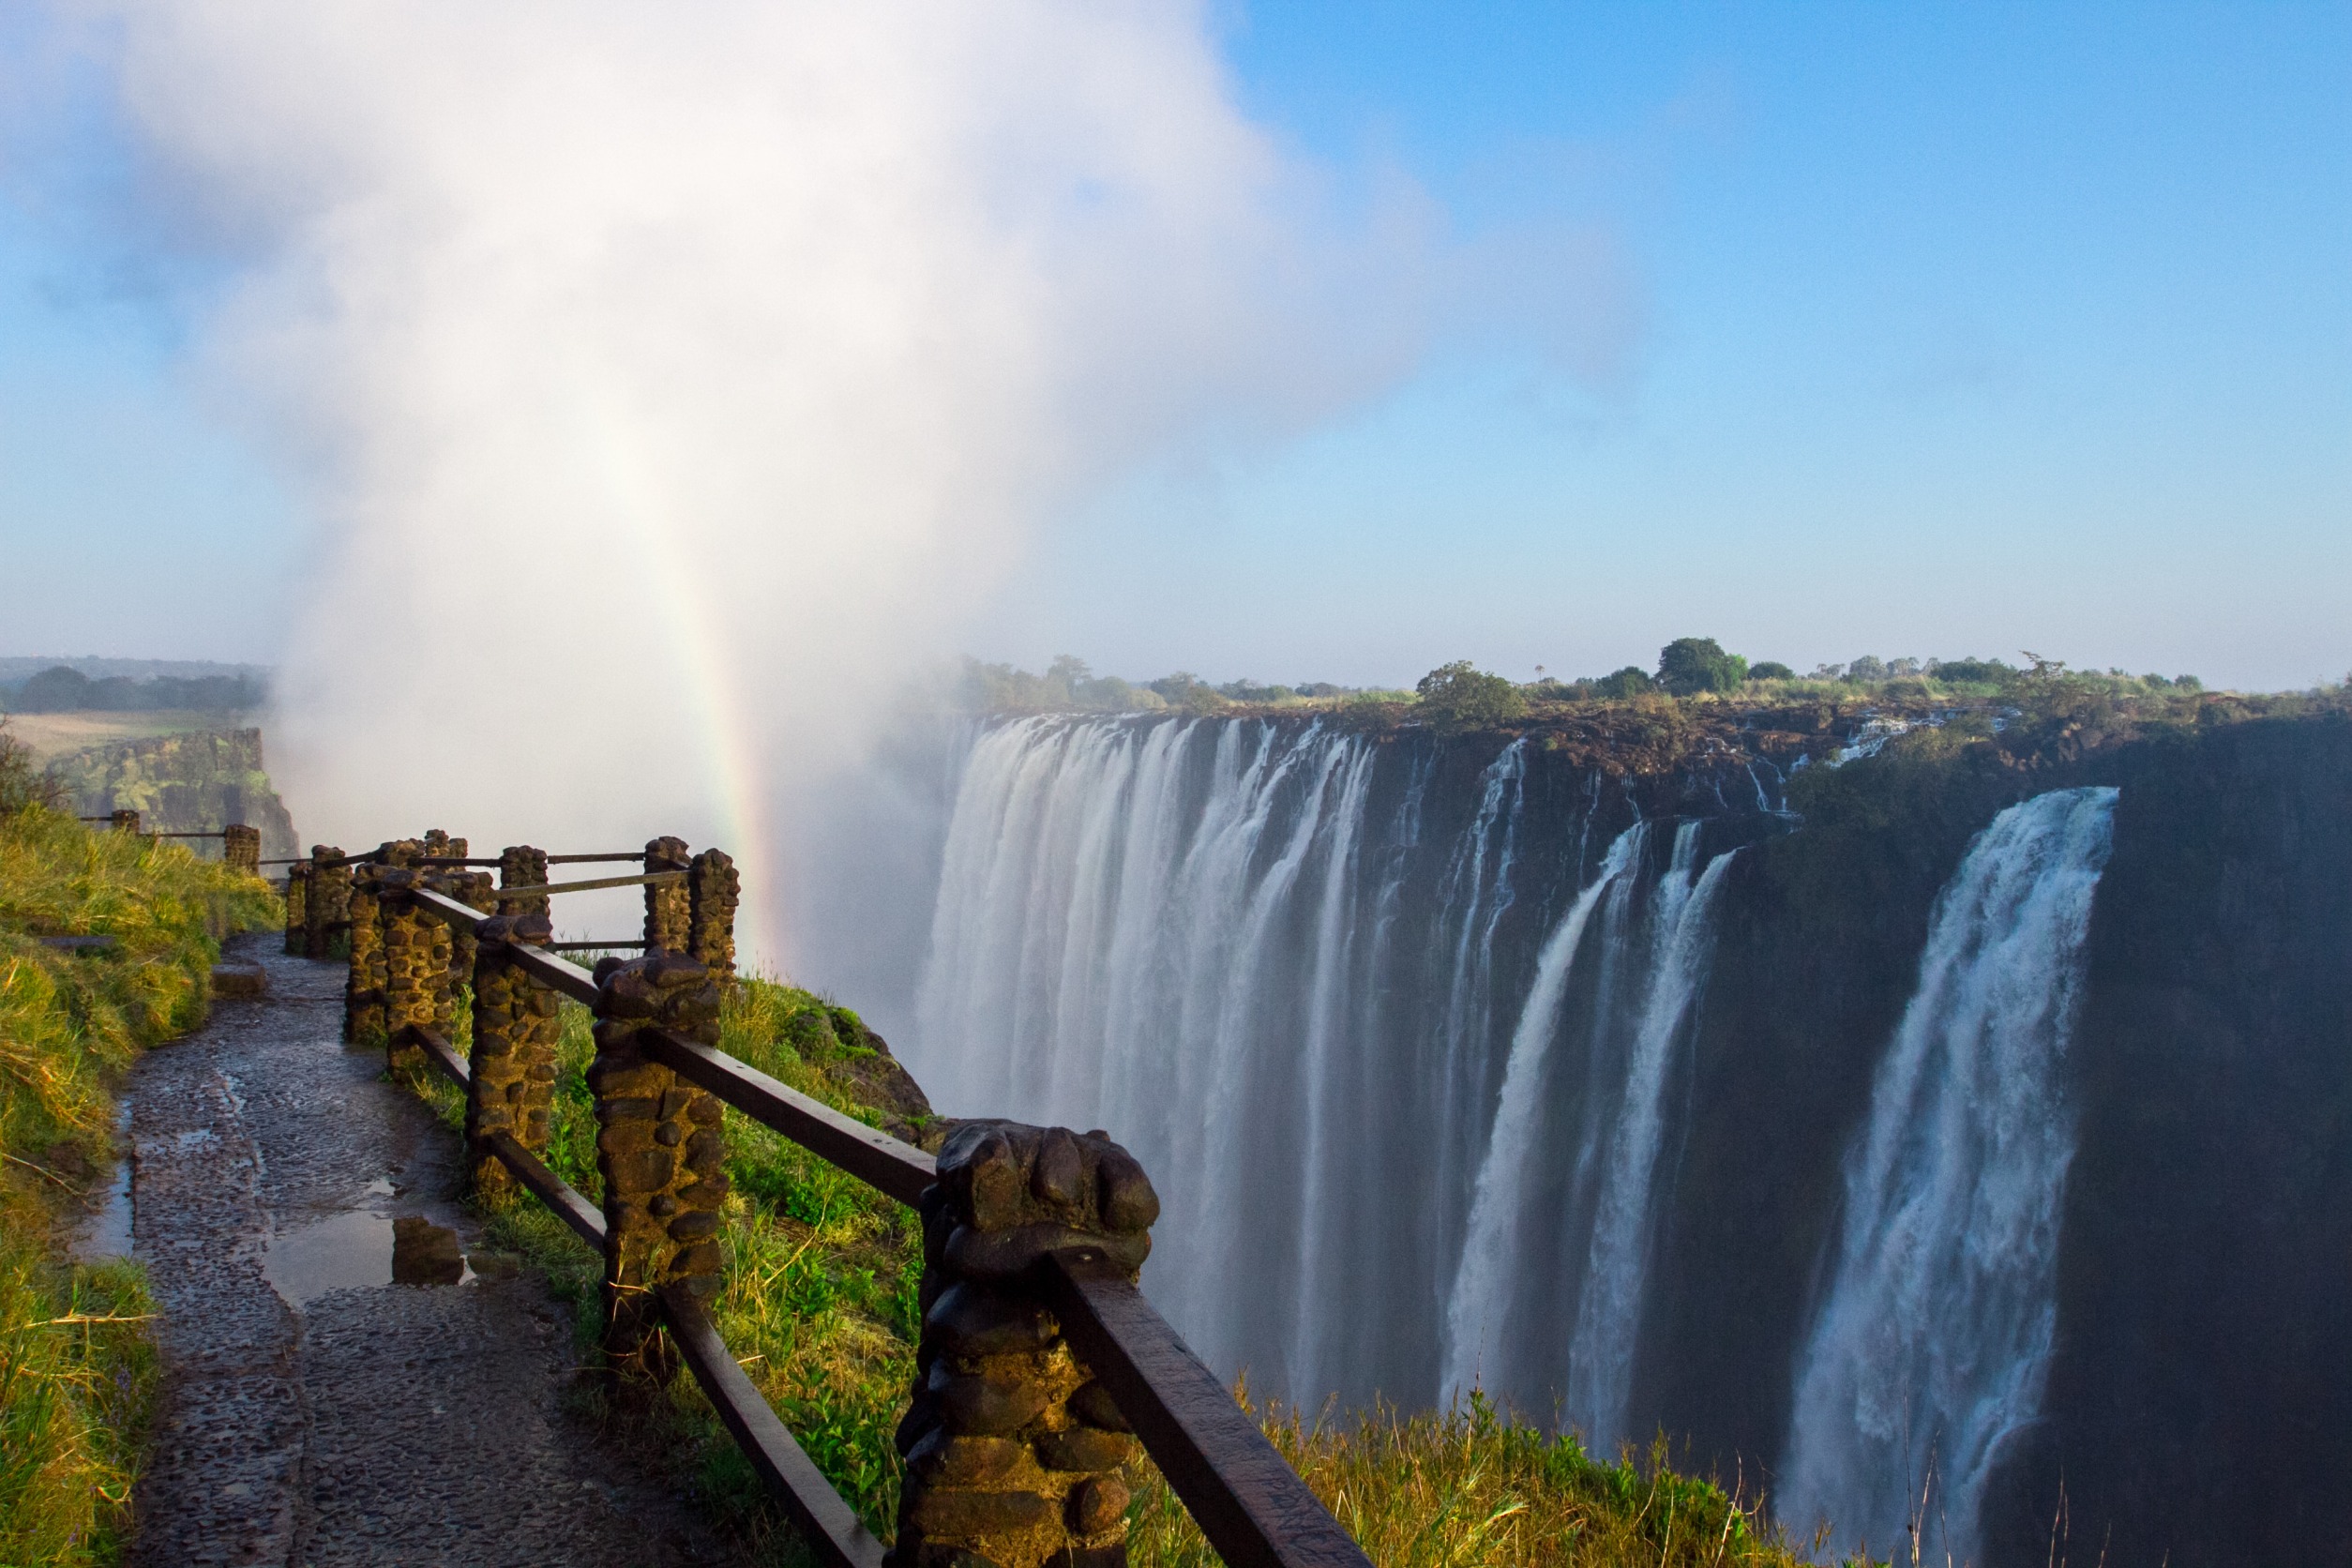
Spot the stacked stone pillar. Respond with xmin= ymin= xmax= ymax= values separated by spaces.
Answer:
xmin=369 ymin=840 xmax=435 ymax=1070
xmin=889 ymin=1122 xmax=1160 ymax=1568
xmin=283 ymin=863 xmax=310 ymax=956
xmin=588 ymin=953 xmax=731 ymax=1382
xmin=108 ymin=809 xmax=140 ymax=835
xmin=345 ymin=862 xmax=388 ymax=1045
xmin=465 ymin=911 xmax=562 ymax=1198
xmin=418 ymin=845 xmax=490 ymax=1037
xmin=223 ymin=823 xmax=261 ymax=875
xmin=643 ymin=837 xmax=692 ymax=954
xmin=498 ymin=845 xmax=551 ymax=916
xmin=686 ymin=849 xmax=740 ymax=975
xmin=306 ymin=845 xmax=353 ymax=960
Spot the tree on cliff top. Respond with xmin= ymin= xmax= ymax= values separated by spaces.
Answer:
xmin=1416 ymin=662 xmax=1528 ymax=729
xmin=1657 ymin=638 xmax=1750 ymax=696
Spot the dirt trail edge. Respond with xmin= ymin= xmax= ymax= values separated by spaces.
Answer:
xmin=124 ymin=933 xmax=730 ymax=1567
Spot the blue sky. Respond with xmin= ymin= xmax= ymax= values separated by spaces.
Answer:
xmin=3 ymin=4 xmax=2347 ymax=688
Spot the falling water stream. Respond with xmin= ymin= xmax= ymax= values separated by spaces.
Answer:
xmin=1780 ymin=785 xmax=2121 ymax=1563
xmin=911 ymin=715 xmax=1746 ymax=1425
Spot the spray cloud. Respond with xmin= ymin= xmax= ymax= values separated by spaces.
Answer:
xmin=75 ymin=0 xmax=1615 ymax=966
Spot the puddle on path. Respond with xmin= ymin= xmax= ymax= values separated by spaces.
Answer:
xmin=264 ymin=1198 xmax=475 ymax=1304
xmin=72 ymin=1101 xmax=134 ymax=1264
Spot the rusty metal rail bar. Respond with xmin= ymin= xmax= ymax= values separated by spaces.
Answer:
xmin=547 ymin=852 xmax=648 ymax=865
xmin=658 ymin=1284 xmax=889 ymax=1568
xmin=547 ymin=940 xmax=648 ymax=953
xmin=641 ymin=1030 xmax=936 ymax=1208
xmin=154 ymin=829 xmax=229 ymax=838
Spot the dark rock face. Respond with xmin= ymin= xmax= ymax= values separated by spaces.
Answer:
xmin=2026 ymin=713 xmax=2352 ymax=1567
xmin=46 ymin=727 xmax=299 ymax=861
xmin=1635 ymin=711 xmax=2352 ymax=1566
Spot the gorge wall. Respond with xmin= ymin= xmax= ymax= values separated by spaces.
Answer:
xmin=45 ymin=727 xmax=300 ymax=861
xmin=807 ymin=704 xmax=2352 ymax=1566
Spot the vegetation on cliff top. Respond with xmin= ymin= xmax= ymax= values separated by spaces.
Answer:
xmin=957 ymin=644 xmax=2352 ymax=786
xmin=0 ymin=725 xmax=279 ymax=1567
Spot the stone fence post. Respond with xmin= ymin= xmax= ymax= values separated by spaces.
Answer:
xmin=687 ymin=849 xmax=739 ymax=975
xmin=498 ymin=845 xmax=550 ymax=916
xmin=420 ymin=854 xmax=491 ymax=1036
xmin=889 ymin=1122 xmax=1160 ymax=1568
xmin=588 ymin=953 xmax=731 ymax=1383
xmin=109 ymin=808 xmax=140 ymax=835
xmin=644 ymin=837 xmax=692 ymax=953
xmin=344 ymin=863 xmax=387 ymax=1044
xmin=306 ymin=845 xmax=352 ymax=960
xmin=369 ymin=840 xmax=432 ymax=1069
xmin=466 ymin=911 xmax=562 ymax=1198
xmin=283 ymin=863 xmax=310 ymax=956
xmin=223 ymin=823 xmax=261 ymax=875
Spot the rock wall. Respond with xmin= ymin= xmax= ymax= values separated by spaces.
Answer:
xmin=45 ymin=727 xmax=298 ymax=860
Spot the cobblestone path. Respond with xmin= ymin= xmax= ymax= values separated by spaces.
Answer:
xmin=121 ymin=933 xmax=731 ymax=1567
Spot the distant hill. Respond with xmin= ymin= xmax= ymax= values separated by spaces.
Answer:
xmin=0 ymin=660 xmax=268 ymax=714
xmin=0 ymin=656 xmax=268 ymax=684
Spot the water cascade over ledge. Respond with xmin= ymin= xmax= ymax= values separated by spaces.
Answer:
xmin=911 ymin=714 xmax=1752 ymax=1425
xmin=1779 ymin=785 xmax=2120 ymax=1562
xmin=822 ymin=703 xmax=2352 ymax=1565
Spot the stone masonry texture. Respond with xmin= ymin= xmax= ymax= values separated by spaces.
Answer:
xmin=643 ymin=837 xmax=692 ymax=955
xmin=465 ymin=912 xmax=564 ymax=1199
xmin=589 ymin=952 xmax=730 ymax=1382
xmin=889 ymin=1121 xmax=1161 ymax=1568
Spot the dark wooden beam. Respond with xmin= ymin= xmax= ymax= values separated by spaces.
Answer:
xmin=494 ymin=869 xmax=686 ymax=898
xmin=657 ymin=1284 xmax=888 ymax=1568
xmin=641 ymin=1029 xmax=935 ymax=1208
xmin=483 ymin=1131 xmax=605 ymax=1249
xmin=1038 ymin=1250 xmax=1375 ymax=1568
xmin=403 ymin=1026 xmax=472 ymax=1090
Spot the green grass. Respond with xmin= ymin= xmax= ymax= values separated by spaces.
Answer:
xmin=400 ymin=960 xmax=1843 ymax=1568
xmin=0 ymin=728 xmax=279 ymax=1565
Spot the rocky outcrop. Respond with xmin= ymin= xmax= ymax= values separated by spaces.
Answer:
xmin=45 ymin=727 xmax=298 ymax=860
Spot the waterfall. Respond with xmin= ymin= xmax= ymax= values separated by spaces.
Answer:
xmin=913 ymin=716 xmax=1388 ymax=1387
xmin=911 ymin=714 xmax=1741 ymax=1414
xmin=1780 ymin=785 xmax=2121 ymax=1563
xmin=1443 ymin=823 xmax=1646 ymax=1400
xmin=1565 ymin=836 xmax=1740 ymax=1449
xmin=1442 ymin=822 xmax=1740 ymax=1444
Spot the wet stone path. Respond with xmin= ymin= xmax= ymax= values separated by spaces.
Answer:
xmin=121 ymin=934 xmax=729 ymax=1567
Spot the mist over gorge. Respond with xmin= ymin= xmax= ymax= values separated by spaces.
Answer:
xmin=793 ymin=691 xmax=2352 ymax=1567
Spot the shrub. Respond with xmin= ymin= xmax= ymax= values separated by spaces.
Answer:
xmin=1927 ymin=656 xmax=2013 ymax=686
xmin=1414 ymin=662 xmax=1529 ymax=730
xmin=1657 ymin=639 xmax=1750 ymax=697
xmin=1747 ymin=661 xmax=1796 ymax=683
xmin=1592 ymin=667 xmax=1655 ymax=701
